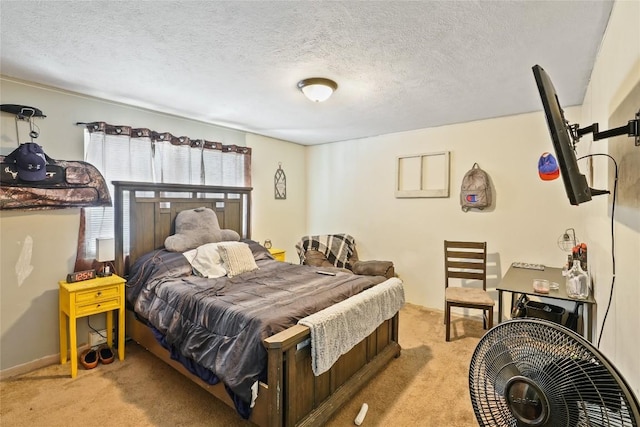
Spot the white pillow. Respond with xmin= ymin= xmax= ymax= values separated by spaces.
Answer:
xmin=183 ymin=243 xmax=227 ymax=278
xmin=217 ymin=242 xmax=259 ymax=278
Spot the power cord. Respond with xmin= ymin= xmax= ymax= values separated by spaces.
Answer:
xmin=578 ymin=153 xmax=618 ymax=349
xmin=87 ymin=318 xmax=106 ymax=339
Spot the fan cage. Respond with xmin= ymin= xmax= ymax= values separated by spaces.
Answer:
xmin=469 ymin=318 xmax=640 ymax=427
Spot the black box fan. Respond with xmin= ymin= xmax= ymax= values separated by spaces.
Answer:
xmin=469 ymin=318 xmax=640 ymax=426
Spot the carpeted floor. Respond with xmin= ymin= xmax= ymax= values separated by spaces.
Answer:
xmin=0 ymin=303 xmax=484 ymax=426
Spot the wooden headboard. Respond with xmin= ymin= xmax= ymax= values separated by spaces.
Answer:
xmin=112 ymin=181 xmax=252 ymax=276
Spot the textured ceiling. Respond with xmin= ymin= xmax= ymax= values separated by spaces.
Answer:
xmin=0 ymin=1 xmax=613 ymax=145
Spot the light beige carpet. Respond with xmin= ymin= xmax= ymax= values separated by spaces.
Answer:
xmin=0 ymin=304 xmax=484 ymax=426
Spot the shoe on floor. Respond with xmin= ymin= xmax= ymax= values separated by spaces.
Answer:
xmin=98 ymin=345 xmax=115 ymax=364
xmin=80 ymin=348 xmax=99 ymax=370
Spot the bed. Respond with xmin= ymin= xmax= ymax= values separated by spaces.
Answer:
xmin=113 ymin=181 xmax=402 ymax=427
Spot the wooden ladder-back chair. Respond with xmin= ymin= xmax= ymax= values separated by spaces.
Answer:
xmin=444 ymin=240 xmax=494 ymax=341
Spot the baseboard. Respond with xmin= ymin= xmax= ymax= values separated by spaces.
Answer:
xmin=0 ymin=344 xmax=91 ymax=380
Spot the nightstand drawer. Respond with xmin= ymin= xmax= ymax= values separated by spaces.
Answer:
xmin=75 ymin=286 xmax=120 ymax=303
xmin=76 ymin=298 xmax=120 ymax=316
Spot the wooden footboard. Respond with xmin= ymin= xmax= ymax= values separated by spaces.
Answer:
xmin=126 ymin=310 xmax=400 ymax=427
xmin=264 ymin=312 xmax=401 ymax=427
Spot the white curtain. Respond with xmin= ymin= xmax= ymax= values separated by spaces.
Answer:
xmin=80 ymin=122 xmax=251 ymax=261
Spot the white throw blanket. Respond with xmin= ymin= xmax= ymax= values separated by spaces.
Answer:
xmin=298 ymin=277 xmax=405 ymax=376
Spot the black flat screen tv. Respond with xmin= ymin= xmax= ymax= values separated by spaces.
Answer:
xmin=532 ymin=64 xmax=592 ymax=205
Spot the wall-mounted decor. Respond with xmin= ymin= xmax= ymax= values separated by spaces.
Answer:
xmin=0 ymin=156 xmax=112 ymax=210
xmin=0 ymin=106 xmax=111 ymax=210
xmin=274 ymin=162 xmax=286 ymax=199
xmin=395 ymin=151 xmax=450 ymax=198
xmin=0 ymin=104 xmax=46 ymax=143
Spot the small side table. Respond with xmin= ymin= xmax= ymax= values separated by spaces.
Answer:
xmin=268 ymin=248 xmax=286 ymax=262
xmin=497 ymin=266 xmax=596 ymax=342
xmin=59 ymin=274 xmax=126 ymax=377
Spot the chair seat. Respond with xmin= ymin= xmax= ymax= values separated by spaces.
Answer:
xmin=446 ymin=287 xmax=494 ymax=306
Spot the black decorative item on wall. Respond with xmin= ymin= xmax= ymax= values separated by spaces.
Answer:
xmin=1 ymin=104 xmax=46 ymax=143
xmin=0 ymin=104 xmax=46 ymax=118
xmin=274 ymin=162 xmax=286 ymax=200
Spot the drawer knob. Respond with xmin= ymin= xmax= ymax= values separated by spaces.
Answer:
xmin=97 ymin=291 xmax=102 ymax=296
xmin=97 ymin=304 xmax=101 ymax=308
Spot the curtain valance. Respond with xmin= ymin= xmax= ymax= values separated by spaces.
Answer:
xmin=83 ymin=121 xmax=252 ymax=154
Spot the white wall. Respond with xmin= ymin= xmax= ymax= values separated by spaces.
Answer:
xmin=307 ymin=0 xmax=640 ymax=398
xmin=580 ymin=0 xmax=640 ymax=398
xmin=246 ymin=133 xmax=307 ymax=262
xmin=307 ymin=110 xmax=584 ymax=306
xmin=0 ymin=78 xmax=306 ymax=372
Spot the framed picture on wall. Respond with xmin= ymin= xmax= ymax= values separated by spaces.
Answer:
xmin=395 ymin=151 xmax=450 ymax=198
xmin=274 ymin=163 xmax=286 ymax=199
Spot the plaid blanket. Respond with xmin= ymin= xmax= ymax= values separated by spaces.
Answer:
xmin=295 ymin=234 xmax=356 ymax=269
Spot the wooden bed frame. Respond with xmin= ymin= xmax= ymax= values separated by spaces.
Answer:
xmin=113 ymin=181 xmax=401 ymax=427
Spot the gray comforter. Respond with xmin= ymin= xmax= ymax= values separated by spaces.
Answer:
xmin=125 ymin=243 xmax=386 ymax=403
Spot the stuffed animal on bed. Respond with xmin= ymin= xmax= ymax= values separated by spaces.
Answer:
xmin=164 ymin=207 xmax=240 ymax=252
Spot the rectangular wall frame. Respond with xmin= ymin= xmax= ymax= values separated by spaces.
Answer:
xmin=395 ymin=151 xmax=450 ymax=198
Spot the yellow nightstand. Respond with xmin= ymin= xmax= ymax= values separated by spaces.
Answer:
xmin=268 ymin=248 xmax=286 ymax=262
xmin=59 ymin=274 xmax=126 ymax=377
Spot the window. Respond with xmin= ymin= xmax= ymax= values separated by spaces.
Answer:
xmin=80 ymin=122 xmax=251 ymax=261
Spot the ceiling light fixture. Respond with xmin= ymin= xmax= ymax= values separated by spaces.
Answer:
xmin=297 ymin=78 xmax=338 ymax=102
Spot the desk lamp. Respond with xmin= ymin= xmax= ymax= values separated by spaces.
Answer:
xmin=96 ymin=237 xmax=115 ymax=277
xmin=557 ymin=228 xmax=577 ymax=252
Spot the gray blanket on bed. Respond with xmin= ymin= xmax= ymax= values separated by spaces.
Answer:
xmin=126 ymin=246 xmax=386 ymax=403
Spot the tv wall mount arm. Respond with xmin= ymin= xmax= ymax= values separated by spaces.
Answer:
xmin=568 ymin=109 xmax=640 ymax=147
